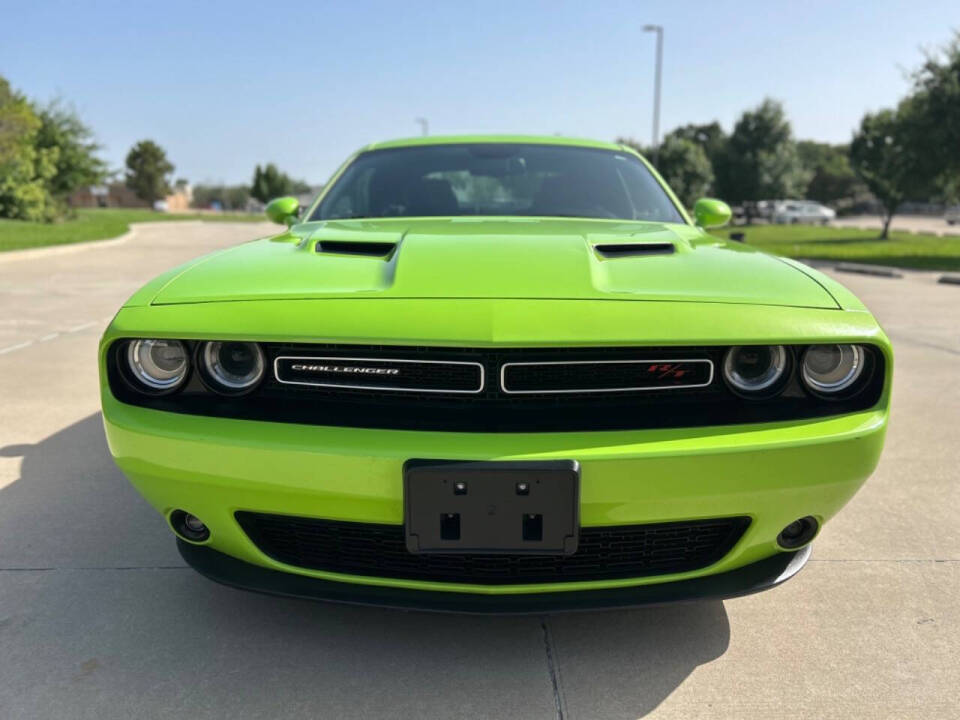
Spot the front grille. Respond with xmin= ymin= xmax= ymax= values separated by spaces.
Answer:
xmin=107 ymin=341 xmax=885 ymax=432
xmin=501 ymin=358 xmax=713 ymax=393
xmin=235 ymin=512 xmax=751 ymax=585
xmin=275 ymin=355 xmax=483 ymax=393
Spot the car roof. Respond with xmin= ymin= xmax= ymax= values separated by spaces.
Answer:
xmin=361 ymin=134 xmax=626 ymax=152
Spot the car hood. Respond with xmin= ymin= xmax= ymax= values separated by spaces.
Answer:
xmin=148 ymin=218 xmax=839 ymax=309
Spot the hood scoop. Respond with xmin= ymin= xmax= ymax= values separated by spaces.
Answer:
xmin=317 ymin=240 xmax=397 ymax=257
xmin=594 ymin=242 xmax=675 ymax=259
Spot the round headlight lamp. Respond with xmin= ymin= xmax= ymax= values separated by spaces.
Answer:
xmin=126 ymin=339 xmax=189 ymax=392
xmin=723 ymin=345 xmax=788 ymax=396
xmin=200 ymin=341 xmax=265 ymax=393
xmin=801 ymin=344 xmax=865 ymax=394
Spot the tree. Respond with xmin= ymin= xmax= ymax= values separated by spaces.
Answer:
xmin=723 ymin=99 xmax=811 ymax=216
xmin=125 ymin=140 xmax=173 ymax=205
xmin=666 ymin=122 xmax=727 ymax=166
xmin=899 ymin=34 xmax=960 ymax=200
xmin=849 ymin=109 xmax=924 ymax=239
xmin=0 ymin=76 xmax=57 ymax=221
xmin=250 ymin=163 xmax=310 ymax=203
xmin=797 ymin=141 xmax=862 ymax=205
xmin=617 ymin=135 xmax=715 ymax=207
xmin=34 ymin=100 xmax=107 ymax=201
xmin=652 ymin=136 xmax=715 ymax=207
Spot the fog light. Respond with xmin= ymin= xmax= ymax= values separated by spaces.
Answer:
xmin=171 ymin=509 xmax=210 ymax=542
xmin=184 ymin=514 xmax=206 ymax=533
xmin=777 ymin=516 xmax=818 ymax=549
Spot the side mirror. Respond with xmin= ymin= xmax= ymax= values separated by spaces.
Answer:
xmin=265 ymin=196 xmax=300 ymax=226
xmin=693 ymin=198 xmax=732 ymax=229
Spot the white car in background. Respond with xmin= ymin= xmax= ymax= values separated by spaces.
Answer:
xmin=945 ymin=206 xmax=960 ymax=225
xmin=772 ymin=201 xmax=836 ymax=225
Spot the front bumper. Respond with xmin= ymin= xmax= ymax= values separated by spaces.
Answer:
xmin=178 ymin=537 xmax=812 ymax=613
xmin=103 ymin=391 xmax=887 ymax=602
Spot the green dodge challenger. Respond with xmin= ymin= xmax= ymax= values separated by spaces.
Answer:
xmin=100 ymin=136 xmax=891 ymax=612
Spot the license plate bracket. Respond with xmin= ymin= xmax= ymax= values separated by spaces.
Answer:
xmin=404 ymin=460 xmax=579 ymax=555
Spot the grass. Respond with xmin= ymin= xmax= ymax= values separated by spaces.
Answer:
xmin=5 ymin=210 xmax=959 ymax=271
xmin=711 ymin=224 xmax=960 ymax=272
xmin=0 ymin=208 xmax=265 ymax=253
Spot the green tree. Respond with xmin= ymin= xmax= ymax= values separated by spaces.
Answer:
xmin=652 ymin=136 xmax=715 ymax=207
xmin=850 ymin=109 xmax=924 ymax=239
xmin=723 ymin=99 xmax=811 ymax=217
xmin=797 ymin=141 xmax=862 ymax=205
xmin=0 ymin=77 xmax=57 ymax=221
xmin=666 ymin=122 xmax=727 ymax=166
xmin=125 ymin=140 xmax=174 ymax=206
xmin=34 ymin=100 xmax=107 ymax=201
xmin=251 ymin=163 xmax=310 ymax=202
xmin=617 ymin=135 xmax=715 ymax=207
xmin=899 ymin=34 xmax=960 ymax=200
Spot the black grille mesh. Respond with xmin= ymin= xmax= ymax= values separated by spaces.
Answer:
xmin=236 ymin=512 xmax=750 ymax=585
xmin=502 ymin=359 xmax=712 ymax=393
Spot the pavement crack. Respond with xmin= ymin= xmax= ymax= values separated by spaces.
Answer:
xmin=540 ymin=616 xmax=566 ymax=720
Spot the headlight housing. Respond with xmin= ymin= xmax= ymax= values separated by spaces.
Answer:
xmin=126 ymin=339 xmax=189 ymax=392
xmin=200 ymin=341 xmax=265 ymax=394
xmin=722 ymin=345 xmax=788 ymax=396
xmin=801 ymin=344 xmax=865 ymax=395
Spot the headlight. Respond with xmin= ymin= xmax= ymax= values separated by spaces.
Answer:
xmin=801 ymin=344 xmax=864 ymax=394
xmin=722 ymin=345 xmax=788 ymax=395
xmin=126 ymin=339 xmax=189 ymax=391
xmin=200 ymin=341 xmax=265 ymax=393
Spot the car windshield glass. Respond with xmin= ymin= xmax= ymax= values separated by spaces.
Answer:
xmin=312 ymin=143 xmax=685 ymax=223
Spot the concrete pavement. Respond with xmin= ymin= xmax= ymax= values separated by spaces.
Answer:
xmin=1 ymin=223 xmax=957 ymax=719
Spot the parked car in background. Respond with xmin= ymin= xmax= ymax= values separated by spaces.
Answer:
xmin=945 ymin=206 xmax=960 ymax=225
xmin=772 ymin=201 xmax=836 ymax=225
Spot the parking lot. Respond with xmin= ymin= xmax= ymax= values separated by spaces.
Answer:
xmin=1 ymin=222 xmax=957 ymax=719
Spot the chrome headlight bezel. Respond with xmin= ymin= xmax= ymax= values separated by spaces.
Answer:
xmin=198 ymin=341 xmax=266 ymax=395
xmin=125 ymin=339 xmax=190 ymax=394
xmin=801 ymin=344 xmax=866 ymax=396
xmin=721 ymin=345 xmax=790 ymax=398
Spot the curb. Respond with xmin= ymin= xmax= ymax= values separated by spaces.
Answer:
xmin=834 ymin=263 xmax=904 ymax=279
xmin=0 ymin=229 xmax=135 ymax=264
xmin=0 ymin=220 xmax=214 ymax=264
xmin=938 ymin=274 xmax=960 ymax=286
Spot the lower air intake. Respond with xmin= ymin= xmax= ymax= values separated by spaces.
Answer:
xmin=236 ymin=512 xmax=750 ymax=585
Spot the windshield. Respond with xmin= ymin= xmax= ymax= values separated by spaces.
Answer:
xmin=312 ymin=143 xmax=686 ymax=223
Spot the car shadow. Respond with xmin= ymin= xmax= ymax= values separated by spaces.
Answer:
xmin=0 ymin=413 xmax=730 ymax=719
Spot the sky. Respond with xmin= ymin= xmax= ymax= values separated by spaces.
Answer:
xmin=1 ymin=0 xmax=956 ymax=186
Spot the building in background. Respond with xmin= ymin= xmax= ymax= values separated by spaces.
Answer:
xmin=69 ymin=183 xmax=192 ymax=212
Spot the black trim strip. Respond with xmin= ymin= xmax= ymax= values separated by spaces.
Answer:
xmin=107 ymin=341 xmax=885 ymax=433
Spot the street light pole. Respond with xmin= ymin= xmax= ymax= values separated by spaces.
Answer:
xmin=415 ymin=117 xmax=429 ymax=136
xmin=642 ymin=24 xmax=663 ymax=166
